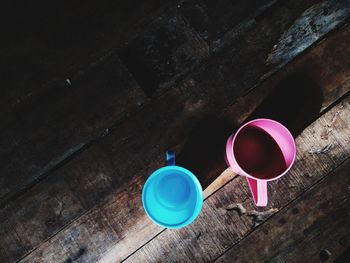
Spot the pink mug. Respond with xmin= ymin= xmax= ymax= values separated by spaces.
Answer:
xmin=225 ymin=119 xmax=296 ymax=206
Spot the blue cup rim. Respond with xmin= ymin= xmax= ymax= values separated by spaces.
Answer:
xmin=142 ymin=165 xmax=203 ymax=229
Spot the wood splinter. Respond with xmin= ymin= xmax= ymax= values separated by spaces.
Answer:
xmin=226 ymin=203 xmax=278 ymax=227
xmin=308 ymin=143 xmax=333 ymax=154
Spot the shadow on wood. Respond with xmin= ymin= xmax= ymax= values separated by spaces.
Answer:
xmin=177 ymin=117 xmax=235 ymax=189
xmin=177 ymin=73 xmax=323 ymax=189
xmin=247 ymin=73 xmax=323 ymax=137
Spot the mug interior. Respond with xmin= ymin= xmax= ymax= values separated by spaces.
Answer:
xmin=232 ymin=119 xmax=296 ymax=181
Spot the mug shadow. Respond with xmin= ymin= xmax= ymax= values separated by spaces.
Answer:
xmin=177 ymin=73 xmax=323 ymax=189
xmin=247 ymin=73 xmax=323 ymax=137
xmin=177 ymin=116 xmax=236 ymax=190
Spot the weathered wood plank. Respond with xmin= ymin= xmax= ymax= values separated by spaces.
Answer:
xmin=210 ymin=0 xmax=349 ymax=92
xmin=0 ymin=0 xmax=170 ymax=112
xmin=1 ymin=1 xmax=349 ymax=262
xmin=15 ymin=21 xmax=350 ymax=263
xmin=124 ymin=93 xmax=350 ymax=263
xmin=266 ymin=0 xmax=350 ymax=66
xmin=0 ymin=55 xmax=148 ymax=205
xmin=216 ymin=159 xmax=350 ymax=263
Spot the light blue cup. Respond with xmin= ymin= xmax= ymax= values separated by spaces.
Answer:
xmin=142 ymin=151 xmax=203 ymax=228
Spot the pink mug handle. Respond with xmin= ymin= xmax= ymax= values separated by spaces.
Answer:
xmin=246 ymin=177 xmax=268 ymax=207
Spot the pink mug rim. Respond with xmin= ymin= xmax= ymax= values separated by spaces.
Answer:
xmin=226 ymin=118 xmax=296 ymax=182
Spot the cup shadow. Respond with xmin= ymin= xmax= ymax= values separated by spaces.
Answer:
xmin=247 ymin=73 xmax=323 ymax=137
xmin=177 ymin=117 xmax=235 ymax=190
xmin=177 ymin=73 xmax=323 ymax=189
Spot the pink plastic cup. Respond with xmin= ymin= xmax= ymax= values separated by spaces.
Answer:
xmin=225 ymin=119 xmax=296 ymax=207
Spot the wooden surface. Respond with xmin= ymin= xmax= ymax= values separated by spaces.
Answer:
xmin=0 ymin=0 xmax=349 ymax=262
xmin=126 ymin=92 xmax=350 ymax=262
xmin=1 ymin=0 xmax=348 ymax=209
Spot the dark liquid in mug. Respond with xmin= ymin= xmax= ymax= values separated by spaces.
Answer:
xmin=234 ymin=125 xmax=287 ymax=179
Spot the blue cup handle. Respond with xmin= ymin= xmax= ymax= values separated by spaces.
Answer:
xmin=166 ymin=151 xmax=175 ymax=166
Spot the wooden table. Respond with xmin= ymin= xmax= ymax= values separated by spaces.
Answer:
xmin=0 ymin=0 xmax=349 ymax=262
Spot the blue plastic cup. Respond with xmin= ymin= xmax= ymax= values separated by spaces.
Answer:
xmin=142 ymin=151 xmax=203 ymax=228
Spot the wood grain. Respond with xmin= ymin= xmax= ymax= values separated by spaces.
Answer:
xmin=12 ymin=22 xmax=350 ymax=263
xmin=125 ymin=92 xmax=350 ymax=263
xmin=216 ymin=159 xmax=350 ymax=263
xmin=1 ymin=1 xmax=349 ymax=262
